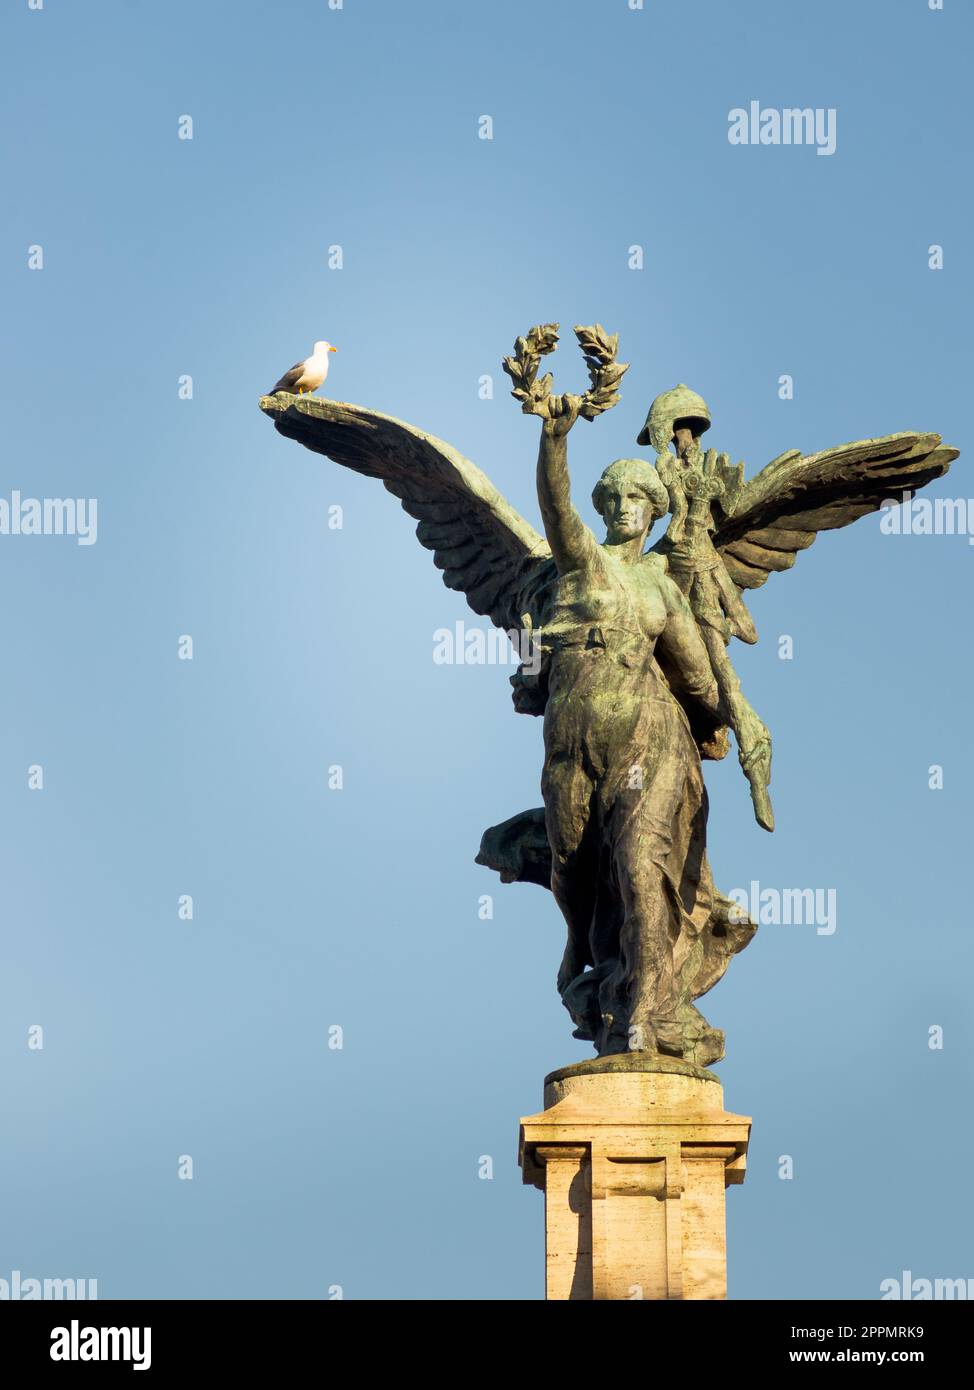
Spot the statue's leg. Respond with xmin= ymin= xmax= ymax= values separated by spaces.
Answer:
xmin=604 ymin=752 xmax=686 ymax=1053
xmin=541 ymin=751 xmax=598 ymax=999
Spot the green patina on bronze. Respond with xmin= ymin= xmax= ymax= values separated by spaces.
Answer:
xmin=259 ymin=322 xmax=958 ymax=1069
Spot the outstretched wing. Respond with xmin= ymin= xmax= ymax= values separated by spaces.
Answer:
xmin=715 ymin=431 xmax=959 ymax=589
xmin=259 ymin=393 xmax=555 ymax=630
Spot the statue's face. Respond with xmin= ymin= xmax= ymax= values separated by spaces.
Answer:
xmin=600 ymin=472 xmax=653 ymax=543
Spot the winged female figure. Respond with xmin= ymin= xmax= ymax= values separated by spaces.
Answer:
xmin=260 ymin=323 xmax=957 ymax=1068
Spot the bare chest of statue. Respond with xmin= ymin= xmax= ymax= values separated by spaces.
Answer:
xmin=546 ymin=549 xmax=669 ymax=648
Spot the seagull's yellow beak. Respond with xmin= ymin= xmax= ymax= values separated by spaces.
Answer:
xmin=328 ymin=345 xmax=338 ymax=352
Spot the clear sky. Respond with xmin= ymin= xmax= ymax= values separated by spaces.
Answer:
xmin=1 ymin=0 xmax=971 ymax=1300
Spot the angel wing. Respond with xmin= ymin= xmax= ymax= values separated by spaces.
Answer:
xmin=260 ymin=392 xmax=732 ymax=754
xmin=714 ymin=430 xmax=959 ymax=590
xmin=259 ymin=393 xmax=557 ymax=632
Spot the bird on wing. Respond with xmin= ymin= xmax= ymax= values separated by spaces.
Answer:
xmin=268 ymin=341 xmax=338 ymax=396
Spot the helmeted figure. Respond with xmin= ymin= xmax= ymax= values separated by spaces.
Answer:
xmin=640 ymin=385 xmax=773 ymax=830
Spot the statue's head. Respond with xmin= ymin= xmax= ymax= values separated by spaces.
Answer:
xmin=637 ymin=384 xmax=711 ymax=453
xmin=592 ymin=458 xmax=669 ymax=544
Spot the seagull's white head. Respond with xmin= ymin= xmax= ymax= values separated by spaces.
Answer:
xmin=313 ymin=340 xmax=338 ymax=355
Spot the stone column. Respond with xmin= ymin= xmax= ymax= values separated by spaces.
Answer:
xmin=519 ymin=1056 xmax=750 ymax=1300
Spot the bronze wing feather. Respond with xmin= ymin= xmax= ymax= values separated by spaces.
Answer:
xmin=714 ymin=430 xmax=959 ymax=590
xmin=259 ymin=393 xmax=556 ymax=633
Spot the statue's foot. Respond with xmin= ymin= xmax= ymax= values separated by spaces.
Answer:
xmin=629 ymin=1007 xmax=726 ymax=1070
xmin=561 ymin=961 xmax=612 ymax=1044
xmin=677 ymin=1024 xmax=725 ymax=1069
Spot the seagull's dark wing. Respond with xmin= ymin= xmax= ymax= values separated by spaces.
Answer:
xmin=268 ymin=361 xmax=306 ymax=395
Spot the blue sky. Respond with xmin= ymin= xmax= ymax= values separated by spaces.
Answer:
xmin=1 ymin=0 xmax=971 ymax=1299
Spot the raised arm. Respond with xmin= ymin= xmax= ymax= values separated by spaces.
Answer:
xmin=536 ymin=399 xmax=599 ymax=574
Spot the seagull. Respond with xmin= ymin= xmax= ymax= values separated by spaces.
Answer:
xmin=268 ymin=340 xmax=338 ymax=397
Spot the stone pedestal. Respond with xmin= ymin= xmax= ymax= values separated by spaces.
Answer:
xmin=519 ymin=1055 xmax=750 ymax=1300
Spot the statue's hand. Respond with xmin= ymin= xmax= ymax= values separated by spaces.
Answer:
xmin=689 ymin=449 xmax=728 ymax=502
xmin=543 ymin=393 xmax=582 ymax=438
xmin=654 ymin=449 xmax=678 ymax=486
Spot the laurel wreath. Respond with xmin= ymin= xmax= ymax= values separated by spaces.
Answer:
xmin=502 ymin=322 xmax=629 ymax=422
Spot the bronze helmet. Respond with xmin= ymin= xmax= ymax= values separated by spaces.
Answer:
xmin=637 ymin=384 xmax=712 ymax=451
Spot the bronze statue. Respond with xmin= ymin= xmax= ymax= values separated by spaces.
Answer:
xmin=260 ymin=323 xmax=958 ymax=1069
